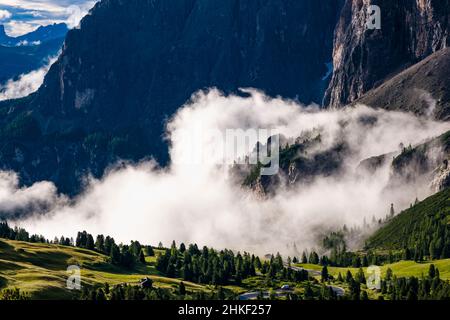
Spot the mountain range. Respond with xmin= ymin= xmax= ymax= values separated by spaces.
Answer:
xmin=1 ymin=0 xmax=450 ymax=302
xmin=0 ymin=23 xmax=68 ymax=47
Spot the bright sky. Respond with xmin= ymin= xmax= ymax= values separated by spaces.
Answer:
xmin=0 ymin=0 xmax=96 ymax=36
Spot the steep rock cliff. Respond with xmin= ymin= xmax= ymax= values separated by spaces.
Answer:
xmin=355 ymin=47 xmax=450 ymax=120
xmin=325 ymin=0 xmax=449 ymax=108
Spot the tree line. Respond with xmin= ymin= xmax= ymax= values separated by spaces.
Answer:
xmin=156 ymin=241 xmax=309 ymax=286
xmin=75 ymin=230 xmax=153 ymax=269
xmin=0 ymin=221 xmax=152 ymax=270
xmin=0 ymin=221 xmax=47 ymax=244
xmin=78 ymin=281 xmax=232 ymax=301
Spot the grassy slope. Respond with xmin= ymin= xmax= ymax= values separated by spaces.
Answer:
xmin=0 ymin=239 xmax=210 ymax=299
xmin=0 ymin=238 xmax=311 ymax=299
xmin=366 ymin=187 xmax=450 ymax=250
xmin=296 ymin=259 xmax=450 ymax=280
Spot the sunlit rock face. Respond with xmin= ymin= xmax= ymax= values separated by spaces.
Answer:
xmin=0 ymin=0 xmax=343 ymax=194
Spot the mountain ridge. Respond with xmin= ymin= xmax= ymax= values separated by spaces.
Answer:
xmin=0 ymin=23 xmax=68 ymax=47
xmin=366 ymin=187 xmax=450 ymax=260
xmin=353 ymin=47 xmax=450 ymax=120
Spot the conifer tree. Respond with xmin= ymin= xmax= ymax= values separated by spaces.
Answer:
xmin=179 ymin=282 xmax=186 ymax=295
xmin=139 ymin=250 xmax=146 ymax=264
xmin=321 ymin=265 xmax=329 ymax=282
xmin=301 ymin=252 xmax=308 ymax=264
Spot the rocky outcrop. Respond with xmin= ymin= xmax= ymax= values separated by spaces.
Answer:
xmin=0 ymin=0 xmax=343 ymax=194
xmin=325 ymin=0 xmax=450 ymax=108
xmin=365 ymin=130 xmax=450 ymax=194
xmin=242 ymin=135 xmax=348 ymax=196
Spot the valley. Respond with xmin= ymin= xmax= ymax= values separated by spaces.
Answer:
xmin=0 ymin=0 xmax=449 ymax=304
xmin=1 ymin=185 xmax=449 ymax=300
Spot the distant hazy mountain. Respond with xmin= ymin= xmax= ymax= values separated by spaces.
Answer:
xmin=1 ymin=0 xmax=448 ymax=196
xmin=324 ymin=0 xmax=449 ymax=109
xmin=0 ymin=24 xmax=68 ymax=84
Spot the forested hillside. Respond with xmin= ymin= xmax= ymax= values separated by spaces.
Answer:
xmin=366 ymin=188 xmax=450 ymax=260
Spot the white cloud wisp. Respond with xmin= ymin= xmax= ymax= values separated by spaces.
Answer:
xmin=3 ymin=89 xmax=449 ymax=255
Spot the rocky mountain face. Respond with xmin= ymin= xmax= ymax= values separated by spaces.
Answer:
xmin=0 ymin=0 xmax=343 ymax=194
xmin=240 ymin=135 xmax=348 ymax=197
xmin=355 ymin=131 xmax=450 ymax=195
xmin=243 ymin=46 xmax=450 ymax=197
xmin=0 ymin=24 xmax=68 ymax=85
xmin=0 ymin=40 xmax=63 ymax=85
xmin=324 ymin=0 xmax=450 ymax=109
xmin=369 ymin=130 xmax=450 ymax=194
xmin=243 ymin=127 xmax=450 ymax=198
xmin=353 ymin=48 xmax=450 ymax=120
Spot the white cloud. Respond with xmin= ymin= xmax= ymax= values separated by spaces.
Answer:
xmin=0 ymin=171 xmax=63 ymax=216
xmin=0 ymin=1 xmax=79 ymax=13
xmin=0 ymin=0 xmax=96 ymax=35
xmin=0 ymin=8 xmax=11 ymax=20
xmin=3 ymin=19 xmax=35 ymax=35
xmin=15 ymin=39 xmax=41 ymax=46
xmin=0 ymin=56 xmax=57 ymax=100
xmin=4 ymin=18 xmax=67 ymax=36
xmin=6 ymin=89 xmax=449 ymax=255
xmin=65 ymin=3 xmax=93 ymax=29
